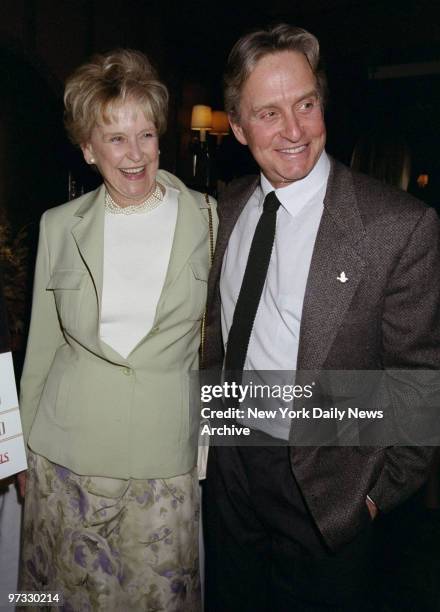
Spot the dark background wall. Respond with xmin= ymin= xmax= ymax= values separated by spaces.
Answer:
xmin=1 ymin=0 xmax=439 ymax=231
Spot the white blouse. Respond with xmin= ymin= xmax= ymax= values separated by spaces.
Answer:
xmin=99 ymin=186 xmax=178 ymax=358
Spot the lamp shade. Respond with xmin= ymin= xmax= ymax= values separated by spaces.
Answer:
xmin=417 ymin=174 xmax=429 ymax=188
xmin=191 ymin=105 xmax=212 ymax=130
xmin=211 ymin=110 xmax=230 ymax=135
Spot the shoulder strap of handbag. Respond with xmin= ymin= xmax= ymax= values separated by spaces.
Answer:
xmin=200 ymin=193 xmax=214 ymax=367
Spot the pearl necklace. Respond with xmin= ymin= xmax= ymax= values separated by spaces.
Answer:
xmin=104 ymin=182 xmax=165 ymax=215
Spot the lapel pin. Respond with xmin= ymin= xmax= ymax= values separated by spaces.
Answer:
xmin=337 ymin=272 xmax=348 ymax=283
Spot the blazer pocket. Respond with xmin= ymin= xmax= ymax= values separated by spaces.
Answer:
xmin=47 ymin=269 xmax=86 ymax=290
xmin=47 ymin=269 xmax=87 ymax=331
xmin=188 ymin=260 xmax=209 ymax=321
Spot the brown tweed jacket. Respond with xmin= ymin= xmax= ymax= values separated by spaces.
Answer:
xmin=203 ymin=157 xmax=440 ymax=550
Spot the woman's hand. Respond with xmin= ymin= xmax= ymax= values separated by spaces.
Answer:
xmin=16 ymin=470 xmax=27 ymax=498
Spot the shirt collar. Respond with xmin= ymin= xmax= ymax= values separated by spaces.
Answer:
xmin=259 ymin=151 xmax=330 ymax=217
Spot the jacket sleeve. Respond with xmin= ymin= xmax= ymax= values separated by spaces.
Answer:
xmin=369 ymin=205 xmax=440 ymax=511
xmin=19 ymin=212 xmax=64 ymax=442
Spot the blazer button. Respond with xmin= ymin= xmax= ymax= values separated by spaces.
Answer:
xmin=122 ymin=367 xmax=132 ymax=376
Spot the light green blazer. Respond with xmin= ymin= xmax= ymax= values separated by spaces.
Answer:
xmin=19 ymin=170 xmax=217 ymax=479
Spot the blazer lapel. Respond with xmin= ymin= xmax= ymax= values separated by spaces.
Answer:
xmin=297 ymin=160 xmax=367 ymax=370
xmin=158 ymin=183 xmax=208 ymax=297
xmin=70 ymin=186 xmax=127 ymax=363
xmin=208 ymin=175 xmax=259 ymax=310
xmin=129 ymin=172 xmax=210 ymax=350
xmin=71 ymin=185 xmax=106 ymax=311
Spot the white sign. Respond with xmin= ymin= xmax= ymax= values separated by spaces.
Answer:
xmin=0 ymin=351 xmax=27 ymax=478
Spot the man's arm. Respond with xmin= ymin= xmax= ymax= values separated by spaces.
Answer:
xmin=369 ymin=205 xmax=440 ymax=512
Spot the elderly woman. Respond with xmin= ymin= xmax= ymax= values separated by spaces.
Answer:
xmin=18 ymin=49 xmax=215 ymax=611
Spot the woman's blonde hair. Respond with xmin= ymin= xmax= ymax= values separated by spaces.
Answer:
xmin=64 ymin=49 xmax=169 ymax=146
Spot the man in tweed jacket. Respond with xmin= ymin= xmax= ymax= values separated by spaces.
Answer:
xmin=202 ymin=24 xmax=440 ymax=611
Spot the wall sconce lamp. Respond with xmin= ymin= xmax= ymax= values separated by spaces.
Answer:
xmin=191 ymin=105 xmax=212 ymax=142
xmin=190 ymin=105 xmax=212 ymax=188
xmin=417 ymin=174 xmax=429 ymax=188
xmin=210 ymin=110 xmax=230 ymax=144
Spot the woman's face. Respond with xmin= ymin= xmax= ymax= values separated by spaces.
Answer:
xmin=82 ymin=99 xmax=159 ymax=207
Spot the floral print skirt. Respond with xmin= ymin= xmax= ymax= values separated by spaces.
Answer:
xmin=20 ymin=451 xmax=200 ymax=611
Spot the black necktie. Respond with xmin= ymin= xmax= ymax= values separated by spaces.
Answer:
xmin=224 ymin=191 xmax=281 ymax=373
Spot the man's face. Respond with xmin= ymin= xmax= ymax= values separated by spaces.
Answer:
xmin=230 ymin=51 xmax=326 ymax=188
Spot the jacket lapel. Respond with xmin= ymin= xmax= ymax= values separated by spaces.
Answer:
xmin=70 ymin=186 xmax=124 ymax=362
xmin=71 ymin=185 xmax=106 ymax=311
xmin=127 ymin=171 xmax=210 ymax=354
xmin=297 ymin=160 xmax=367 ymax=370
xmin=157 ymin=172 xmax=208 ymax=299
xmin=207 ymin=175 xmax=259 ymax=311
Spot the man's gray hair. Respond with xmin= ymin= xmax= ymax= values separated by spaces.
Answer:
xmin=224 ymin=24 xmax=327 ymax=122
